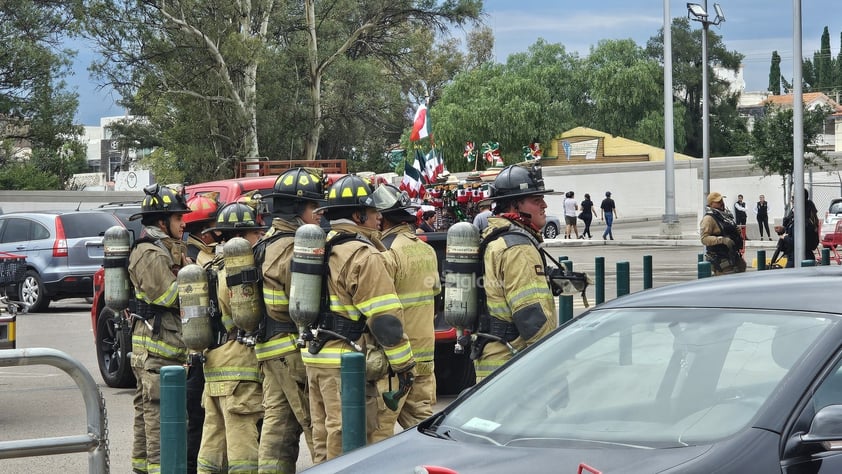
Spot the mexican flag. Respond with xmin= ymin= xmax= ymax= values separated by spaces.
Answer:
xmin=410 ymin=104 xmax=430 ymax=142
xmin=400 ymin=150 xmax=427 ymax=199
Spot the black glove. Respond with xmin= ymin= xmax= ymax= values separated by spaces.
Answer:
xmin=397 ymin=369 xmax=415 ymax=394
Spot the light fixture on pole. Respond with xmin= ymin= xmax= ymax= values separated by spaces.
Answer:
xmin=686 ymin=1 xmax=725 ymax=205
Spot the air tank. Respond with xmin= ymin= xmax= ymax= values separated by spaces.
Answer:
xmin=223 ymin=237 xmax=262 ymax=332
xmin=177 ymin=264 xmax=213 ymax=352
xmin=443 ymin=222 xmax=481 ymax=354
xmin=103 ymin=225 xmax=131 ymax=312
xmin=289 ymin=224 xmax=326 ymax=346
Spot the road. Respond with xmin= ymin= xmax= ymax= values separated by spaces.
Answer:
xmin=0 ymin=216 xmax=743 ymax=472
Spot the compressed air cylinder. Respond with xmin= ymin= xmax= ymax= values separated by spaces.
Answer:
xmin=289 ymin=224 xmax=326 ymax=333
xmin=223 ymin=237 xmax=262 ymax=332
xmin=177 ymin=264 xmax=213 ymax=352
xmin=443 ymin=222 xmax=481 ymax=334
xmin=103 ymin=225 xmax=131 ymax=312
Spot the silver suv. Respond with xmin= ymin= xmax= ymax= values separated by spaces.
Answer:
xmin=0 ymin=211 xmax=122 ymax=312
xmin=821 ymin=198 xmax=842 ymax=244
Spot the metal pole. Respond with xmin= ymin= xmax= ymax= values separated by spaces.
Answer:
xmin=643 ymin=255 xmax=653 ymax=289
xmin=662 ymin=0 xmax=679 ymax=232
xmin=594 ymin=256 xmax=605 ymax=304
xmin=793 ymin=0 xmax=805 ymax=268
xmin=616 ymin=262 xmax=630 ymax=297
xmin=757 ymin=250 xmax=767 ymax=270
xmin=701 ymin=10 xmax=710 ymax=203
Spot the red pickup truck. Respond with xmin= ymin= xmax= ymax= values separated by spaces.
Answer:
xmin=91 ymin=177 xmax=474 ymax=395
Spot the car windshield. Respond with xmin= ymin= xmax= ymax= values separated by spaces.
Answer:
xmin=434 ymin=308 xmax=832 ymax=449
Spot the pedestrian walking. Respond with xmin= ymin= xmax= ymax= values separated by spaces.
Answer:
xmin=127 ymin=184 xmax=192 ymax=474
xmin=600 ymin=192 xmax=618 ymax=240
xmin=579 ymin=193 xmax=597 ymax=239
xmin=563 ymin=191 xmax=579 ymax=239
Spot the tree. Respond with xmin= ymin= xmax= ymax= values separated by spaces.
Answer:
xmin=748 ymin=104 xmax=832 ymax=202
xmin=646 ymin=18 xmax=746 ymax=159
xmin=768 ymin=51 xmax=782 ymax=95
xmin=816 ymin=27 xmax=833 ymax=91
xmin=0 ymin=1 xmax=84 ymax=189
xmin=300 ymin=0 xmax=482 ymax=161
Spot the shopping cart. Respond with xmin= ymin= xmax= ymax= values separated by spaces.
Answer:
xmin=0 ymin=252 xmax=27 ymax=349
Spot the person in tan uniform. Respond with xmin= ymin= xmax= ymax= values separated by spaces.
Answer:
xmin=304 ymin=175 xmax=415 ymax=463
xmin=369 ymin=184 xmax=440 ymax=442
xmin=700 ymin=192 xmax=746 ymax=275
xmin=256 ymin=168 xmax=323 ymax=472
xmin=128 ymin=184 xmax=192 ymax=474
xmin=474 ymin=163 xmax=557 ymax=381
xmin=182 ymin=192 xmax=221 ymax=474
xmin=196 ymin=201 xmax=266 ymax=473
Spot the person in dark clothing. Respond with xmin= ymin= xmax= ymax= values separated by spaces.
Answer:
xmin=734 ymin=194 xmax=748 ymax=239
xmin=579 ymin=193 xmax=598 ymax=239
xmin=419 ymin=210 xmax=436 ymax=232
xmin=600 ymin=192 xmax=618 ymax=240
xmin=778 ymin=189 xmax=820 ymax=267
xmin=755 ymin=195 xmax=771 ymax=240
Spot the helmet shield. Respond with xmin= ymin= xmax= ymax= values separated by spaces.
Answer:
xmin=365 ymin=184 xmax=414 ymax=211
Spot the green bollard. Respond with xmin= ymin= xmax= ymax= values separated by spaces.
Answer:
xmin=160 ymin=365 xmax=187 ymax=474
xmin=757 ymin=250 xmax=767 ymax=271
xmin=616 ymin=261 xmax=630 ymax=297
xmin=558 ymin=295 xmax=574 ymax=325
xmin=822 ymin=248 xmax=830 ymax=266
xmin=698 ymin=261 xmax=712 ymax=278
xmin=562 ymin=259 xmax=573 ymax=273
xmin=642 ymin=255 xmax=652 ymax=289
xmin=595 ymin=257 xmax=605 ymax=304
xmin=341 ymin=352 xmax=366 ymax=453
xmin=698 ymin=253 xmax=704 ymax=262
xmin=802 ymin=259 xmax=816 ymax=267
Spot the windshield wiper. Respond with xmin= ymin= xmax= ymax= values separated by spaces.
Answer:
xmin=421 ymin=426 xmax=454 ymax=440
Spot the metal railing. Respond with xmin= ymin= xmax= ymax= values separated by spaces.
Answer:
xmin=0 ymin=348 xmax=108 ymax=473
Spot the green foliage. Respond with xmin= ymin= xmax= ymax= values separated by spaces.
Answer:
xmin=0 ymin=162 xmax=61 ymax=190
xmin=749 ymin=104 xmax=832 ymax=183
xmin=769 ymin=51 xmax=782 ymax=95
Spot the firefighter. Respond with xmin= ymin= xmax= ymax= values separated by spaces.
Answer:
xmin=182 ymin=193 xmax=221 ymax=474
xmin=127 ymin=183 xmax=192 ymax=474
xmin=305 ymin=174 xmax=415 ymax=463
xmin=369 ymin=184 xmax=440 ymax=442
xmin=256 ymin=168 xmax=323 ymax=472
xmin=475 ymin=163 xmax=557 ymax=381
xmin=196 ymin=201 xmax=266 ymax=473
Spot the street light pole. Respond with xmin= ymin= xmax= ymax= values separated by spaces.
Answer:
xmin=687 ymin=2 xmax=725 ymax=207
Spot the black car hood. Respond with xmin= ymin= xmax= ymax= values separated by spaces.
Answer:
xmin=302 ymin=426 xmax=712 ymax=473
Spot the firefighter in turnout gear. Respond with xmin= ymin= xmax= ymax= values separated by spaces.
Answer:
xmin=127 ymin=184 xmax=192 ymax=474
xmin=475 ymin=163 xmax=557 ymax=381
xmin=256 ymin=168 xmax=323 ymax=472
xmin=369 ymin=184 xmax=440 ymax=442
xmin=700 ymin=192 xmax=747 ymax=275
xmin=196 ymin=201 xmax=266 ymax=473
xmin=182 ymin=193 xmax=221 ymax=474
xmin=306 ymin=175 xmax=415 ymax=463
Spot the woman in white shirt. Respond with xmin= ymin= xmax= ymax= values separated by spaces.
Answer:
xmin=563 ymin=191 xmax=579 ymax=239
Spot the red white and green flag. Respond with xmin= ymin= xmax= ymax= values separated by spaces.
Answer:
xmin=424 ymin=148 xmax=444 ymax=184
xmin=410 ymin=104 xmax=430 ymax=142
xmin=400 ymin=150 xmax=427 ymax=199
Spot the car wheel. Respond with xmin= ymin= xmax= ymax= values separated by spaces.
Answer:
xmin=18 ymin=270 xmax=49 ymax=313
xmin=543 ymin=222 xmax=559 ymax=239
xmin=434 ymin=343 xmax=476 ymax=396
xmin=96 ymin=307 xmax=136 ymax=388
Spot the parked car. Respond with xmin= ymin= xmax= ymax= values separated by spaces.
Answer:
xmin=93 ymin=201 xmax=144 ymax=238
xmin=305 ymin=266 xmax=842 ymax=473
xmin=542 ymin=215 xmax=561 ymax=239
xmin=821 ymin=197 xmax=842 ymax=244
xmin=0 ymin=210 xmax=122 ymax=312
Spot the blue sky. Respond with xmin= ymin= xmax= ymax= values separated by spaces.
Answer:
xmin=69 ymin=0 xmax=841 ymax=126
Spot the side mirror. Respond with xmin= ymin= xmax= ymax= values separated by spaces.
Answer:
xmin=801 ymin=405 xmax=842 ymax=450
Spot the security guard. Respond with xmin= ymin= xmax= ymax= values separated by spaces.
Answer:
xmin=182 ymin=193 xmax=221 ymax=474
xmin=475 ymin=163 xmax=557 ymax=381
xmin=128 ymin=184 xmax=192 ymax=474
xmin=370 ymin=184 xmax=440 ymax=442
xmin=196 ymin=201 xmax=265 ymax=473
xmin=256 ymin=168 xmax=322 ymax=472
xmin=700 ymin=192 xmax=746 ymax=275
xmin=305 ymin=175 xmax=416 ymax=463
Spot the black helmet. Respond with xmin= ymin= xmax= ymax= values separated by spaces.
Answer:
xmin=130 ymin=183 xmax=191 ymax=220
xmin=270 ymin=168 xmax=325 ymax=203
xmin=367 ymin=184 xmax=416 ymax=212
xmin=315 ymin=175 xmax=375 ymax=212
xmin=489 ymin=164 xmax=553 ymax=201
xmin=203 ymin=202 xmax=265 ymax=234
